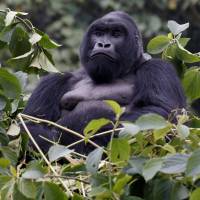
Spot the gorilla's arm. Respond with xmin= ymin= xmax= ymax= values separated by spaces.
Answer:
xmin=22 ymin=72 xmax=72 ymax=152
xmin=125 ymin=59 xmax=186 ymax=121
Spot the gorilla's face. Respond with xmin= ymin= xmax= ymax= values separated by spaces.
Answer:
xmin=80 ymin=11 xmax=144 ymax=83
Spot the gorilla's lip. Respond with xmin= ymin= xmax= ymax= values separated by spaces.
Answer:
xmin=90 ymin=52 xmax=116 ymax=61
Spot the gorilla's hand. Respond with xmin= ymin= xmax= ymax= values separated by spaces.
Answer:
xmin=58 ymin=100 xmax=115 ymax=130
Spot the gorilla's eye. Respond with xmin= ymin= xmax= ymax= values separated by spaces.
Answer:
xmin=111 ymin=30 xmax=122 ymax=38
xmin=94 ymin=30 xmax=104 ymax=37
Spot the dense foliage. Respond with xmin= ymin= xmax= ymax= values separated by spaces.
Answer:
xmin=0 ymin=8 xmax=200 ymax=200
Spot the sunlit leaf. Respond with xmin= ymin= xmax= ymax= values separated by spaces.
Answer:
xmin=167 ymin=20 xmax=189 ymax=35
xmin=147 ymin=35 xmax=170 ymax=54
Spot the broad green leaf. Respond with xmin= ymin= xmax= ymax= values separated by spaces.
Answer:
xmin=182 ymin=68 xmax=200 ymax=101
xmin=142 ymin=158 xmax=163 ymax=181
xmin=86 ymin=147 xmax=103 ymax=174
xmin=124 ymin=157 xmax=147 ymax=175
xmin=48 ymin=144 xmax=73 ymax=162
xmin=0 ymin=176 xmax=13 ymax=190
xmin=0 ymin=146 xmax=18 ymax=165
xmin=190 ymin=188 xmax=200 ymax=200
xmin=89 ymin=185 xmax=111 ymax=198
xmin=29 ymin=32 xmax=42 ymax=45
xmin=113 ymin=174 xmax=131 ymax=194
xmin=104 ymin=100 xmax=123 ymax=116
xmin=84 ymin=118 xmax=111 ymax=141
xmin=9 ymin=26 xmax=31 ymax=57
xmin=0 ymin=69 xmax=21 ymax=99
xmin=162 ymin=144 xmax=176 ymax=154
xmin=0 ymin=22 xmax=17 ymax=43
xmin=186 ymin=148 xmax=200 ymax=177
xmin=11 ymin=49 xmax=34 ymax=59
xmin=72 ymin=193 xmax=84 ymax=200
xmin=0 ymin=94 xmax=7 ymax=110
xmin=167 ymin=20 xmax=189 ymax=35
xmin=18 ymin=179 xmax=37 ymax=199
xmin=177 ymin=124 xmax=190 ymax=138
xmin=119 ymin=122 xmax=140 ymax=138
xmin=147 ymin=35 xmax=170 ymax=54
xmin=122 ymin=197 xmax=143 ymax=200
xmin=176 ymin=43 xmax=200 ymax=63
xmin=153 ymin=125 xmax=171 ymax=141
xmin=179 ymin=38 xmax=190 ymax=47
xmin=38 ymin=51 xmax=59 ymax=72
xmin=13 ymin=184 xmax=33 ymax=200
xmin=135 ymin=113 xmax=168 ymax=131
xmin=7 ymin=123 xmax=20 ymax=136
xmin=22 ymin=162 xmax=47 ymax=179
xmin=160 ymin=154 xmax=189 ymax=174
xmin=0 ymin=158 xmax=10 ymax=168
xmin=109 ymin=138 xmax=130 ymax=163
xmin=43 ymin=182 xmax=68 ymax=200
xmin=39 ymin=34 xmax=61 ymax=49
xmin=5 ymin=11 xmax=17 ymax=26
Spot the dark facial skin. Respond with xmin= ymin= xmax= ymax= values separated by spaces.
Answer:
xmin=80 ymin=11 xmax=144 ymax=83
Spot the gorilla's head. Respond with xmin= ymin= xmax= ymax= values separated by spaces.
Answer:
xmin=80 ymin=11 xmax=144 ymax=83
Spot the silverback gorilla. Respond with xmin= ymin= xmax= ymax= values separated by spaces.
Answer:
xmin=23 ymin=11 xmax=186 ymax=153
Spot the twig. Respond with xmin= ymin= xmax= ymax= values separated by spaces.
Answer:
xmin=18 ymin=113 xmax=73 ymax=197
xmin=39 ymin=135 xmax=87 ymax=159
xmin=20 ymin=113 xmax=107 ymax=153
xmin=45 ymin=175 xmax=89 ymax=184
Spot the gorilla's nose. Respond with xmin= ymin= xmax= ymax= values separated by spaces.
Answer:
xmin=97 ymin=42 xmax=111 ymax=48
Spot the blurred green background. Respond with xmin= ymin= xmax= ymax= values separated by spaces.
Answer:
xmin=1 ymin=0 xmax=200 ymax=72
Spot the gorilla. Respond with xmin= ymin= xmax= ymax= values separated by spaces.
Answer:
xmin=23 ymin=11 xmax=186 ymax=153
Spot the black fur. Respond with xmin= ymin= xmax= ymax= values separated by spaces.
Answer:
xmin=23 ymin=11 xmax=186 ymax=154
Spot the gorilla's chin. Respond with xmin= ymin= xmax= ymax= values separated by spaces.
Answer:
xmin=86 ymin=56 xmax=119 ymax=83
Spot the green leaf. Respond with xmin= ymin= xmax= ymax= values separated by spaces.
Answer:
xmin=147 ymin=35 xmax=170 ymax=54
xmin=18 ymin=179 xmax=37 ymax=199
xmin=179 ymin=38 xmax=190 ymax=47
xmin=7 ymin=123 xmax=20 ymax=136
xmin=0 ymin=69 xmax=21 ymax=99
xmin=135 ymin=113 xmax=168 ymax=131
xmin=153 ymin=125 xmax=171 ymax=141
xmin=124 ymin=157 xmax=147 ymax=175
xmin=186 ymin=148 xmax=200 ymax=177
xmin=84 ymin=118 xmax=111 ymax=141
xmin=38 ymin=51 xmax=59 ymax=72
xmin=39 ymin=34 xmax=61 ymax=49
xmin=48 ymin=144 xmax=73 ymax=162
xmin=142 ymin=158 xmax=163 ymax=181
xmin=29 ymin=32 xmax=42 ymax=45
xmin=43 ymin=182 xmax=68 ymax=200
xmin=109 ymin=138 xmax=130 ymax=163
xmin=167 ymin=20 xmax=189 ymax=35
xmin=13 ymin=184 xmax=33 ymax=200
xmin=86 ymin=147 xmax=103 ymax=174
xmin=0 ymin=94 xmax=7 ymax=110
xmin=104 ymin=100 xmax=123 ymax=117
xmin=176 ymin=42 xmax=200 ymax=63
xmin=190 ymin=188 xmax=200 ymax=200
xmin=119 ymin=122 xmax=140 ymax=138
xmin=22 ymin=162 xmax=47 ymax=179
xmin=0 ymin=158 xmax=10 ymax=168
xmin=9 ymin=26 xmax=31 ymax=57
xmin=161 ymin=154 xmax=189 ymax=174
xmin=182 ymin=68 xmax=200 ymax=101
xmin=5 ymin=11 xmax=17 ymax=26
xmin=0 ymin=146 xmax=18 ymax=165
xmin=113 ymin=174 xmax=131 ymax=194
xmin=162 ymin=144 xmax=176 ymax=154
xmin=177 ymin=124 xmax=190 ymax=138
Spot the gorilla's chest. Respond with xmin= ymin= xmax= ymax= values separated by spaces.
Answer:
xmin=61 ymin=76 xmax=135 ymax=111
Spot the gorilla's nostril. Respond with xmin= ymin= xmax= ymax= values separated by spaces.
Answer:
xmin=97 ymin=43 xmax=103 ymax=47
xmin=104 ymin=43 xmax=111 ymax=48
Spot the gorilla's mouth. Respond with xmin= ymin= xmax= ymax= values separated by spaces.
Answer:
xmin=90 ymin=52 xmax=116 ymax=62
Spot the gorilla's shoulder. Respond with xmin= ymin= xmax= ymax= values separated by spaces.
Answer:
xmin=138 ymin=58 xmax=176 ymax=74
